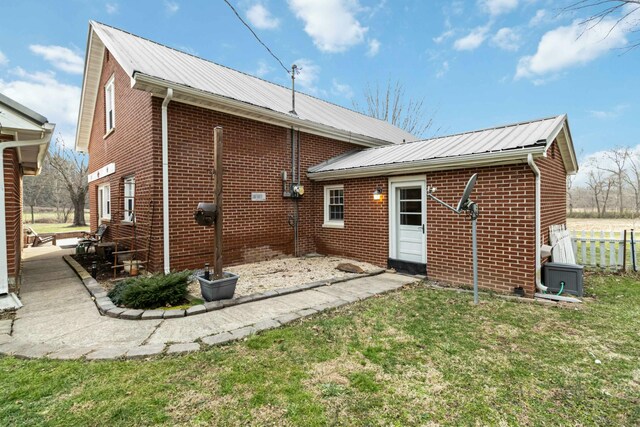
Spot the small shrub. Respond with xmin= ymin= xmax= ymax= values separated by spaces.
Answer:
xmin=107 ymin=271 xmax=191 ymax=309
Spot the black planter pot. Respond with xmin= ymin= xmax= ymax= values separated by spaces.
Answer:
xmin=196 ymin=272 xmax=239 ymax=301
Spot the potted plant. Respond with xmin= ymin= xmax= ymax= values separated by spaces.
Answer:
xmin=196 ymin=263 xmax=239 ymax=301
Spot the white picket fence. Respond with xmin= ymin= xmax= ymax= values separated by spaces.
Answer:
xmin=570 ymin=230 xmax=629 ymax=270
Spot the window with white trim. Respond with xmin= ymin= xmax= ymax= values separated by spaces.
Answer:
xmin=323 ymin=185 xmax=344 ymax=228
xmin=124 ymin=176 xmax=135 ymax=222
xmin=98 ymin=183 xmax=111 ymax=221
xmin=105 ymin=76 xmax=115 ymax=132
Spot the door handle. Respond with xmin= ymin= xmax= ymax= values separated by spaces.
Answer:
xmin=421 ymin=224 xmax=425 ymax=234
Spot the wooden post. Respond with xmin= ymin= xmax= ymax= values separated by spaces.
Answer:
xmin=213 ymin=126 xmax=224 ymax=279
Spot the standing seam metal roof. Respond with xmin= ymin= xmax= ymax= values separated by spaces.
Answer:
xmin=309 ymin=115 xmax=566 ymax=173
xmin=90 ymin=21 xmax=416 ymax=145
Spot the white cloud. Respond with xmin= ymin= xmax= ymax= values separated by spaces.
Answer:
xmin=293 ymin=58 xmax=320 ymax=94
xmin=287 ymin=0 xmax=368 ymax=52
xmin=0 ymin=50 xmax=8 ymax=66
xmin=492 ymin=27 xmax=521 ymax=51
xmin=367 ymin=38 xmax=380 ymax=57
xmin=436 ymin=61 xmax=450 ymax=78
xmin=29 ymin=45 xmax=84 ymax=74
xmin=529 ymin=9 xmax=547 ymax=27
xmin=479 ymin=0 xmax=518 ymax=16
xmin=516 ymin=17 xmax=630 ymax=80
xmin=246 ymin=3 xmax=280 ymax=30
xmin=453 ymin=25 xmax=490 ymax=51
xmin=255 ymin=60 xmax=273 ymax=77
xmin=331 ymin=79 xmax=353 ymax=98
xmin=106 ymin=2 xmax=118 ymax=14
xmin=588 ymin=104 xmax=629 ymax=119
xmin=165 ymin=1 xmax=179 ymax=14
xmin=433 ymin=29 xmax=455 ymax=44
xmin=0 ymin=68 xmax=80 ymax=126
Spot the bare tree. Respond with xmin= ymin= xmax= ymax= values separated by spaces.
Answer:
xmin=586 ymin=165 xmax=614 ymax=217
xmin=48 ymin=136 xmax=89 ymax=226
xmin=353 ymin=80 xmax=436 ymax=138
xmin=567 ymin=175 xmax=575 ymax=215
xmin=564 ymin=1 xmax=640 ymax=51
xmin=599 ymin=146 xmax=629 ymax=216
xmin=625 ymin=150 xmax=640 ymax=214
xmin=23 ymin=171 xmax=51 ymax=224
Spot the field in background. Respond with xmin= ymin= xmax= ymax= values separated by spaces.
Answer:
xmin=23 ymin=207 xmax=90 ymax=234
xmin=567 ymin=218 xmax=640 ymax=232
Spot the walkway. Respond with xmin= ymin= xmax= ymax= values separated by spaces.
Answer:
xmin=0 ymin=246 xmax=415 ymax=360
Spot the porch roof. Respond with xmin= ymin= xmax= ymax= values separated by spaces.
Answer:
xmin=308 ymin=114 xmax=578 ymax=180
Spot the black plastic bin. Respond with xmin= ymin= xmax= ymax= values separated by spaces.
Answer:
xmin=542 ymin=262 xmax=584 ymax=297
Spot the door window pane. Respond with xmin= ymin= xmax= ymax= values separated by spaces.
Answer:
xmin=400 ymin=200 xmax=421 ymax=213
xmin=399 ymin=187 xmax=421 ymax=200
xmin=400 ymin=213 xmax=422 ymax=226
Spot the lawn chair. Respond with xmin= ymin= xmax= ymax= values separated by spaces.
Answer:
xmin=26 ymin=227 xmax=56 ymax=247
xmin=78 ymin=224 xmax=108 ymax=253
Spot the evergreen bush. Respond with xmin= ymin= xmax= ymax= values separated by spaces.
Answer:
xmin=107 ymin=271 xmax=191 ymax=309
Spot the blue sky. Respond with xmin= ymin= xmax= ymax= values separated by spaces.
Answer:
xmin=1 ymin=0 xmax=638 ymax=182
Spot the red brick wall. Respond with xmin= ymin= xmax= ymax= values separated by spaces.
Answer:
xmin=312 ymin=177 xmax=389 ymax=267
xmin=3 ymin=146 xmax=22 ymax=290
xmin=161 ymin=102 xmax=357 ymax=270
xmin=315 ymin=164 xmax=539 ymax=295
xmin=538 ymin=141 xmax=567 ymax=246
xmin=87 ymin=49 xmax=156 ymax=264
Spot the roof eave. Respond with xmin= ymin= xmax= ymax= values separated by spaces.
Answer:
xmin=75 ymin=25 xmax=104 ymax=152
xmin=307 ymin=147 xmax=547 ymax=181
xmin=132 ymin=74 xmax=395 ymax=148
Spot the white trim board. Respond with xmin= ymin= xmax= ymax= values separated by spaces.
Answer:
xmin=88 ymin=163 xmax=115 ymax=183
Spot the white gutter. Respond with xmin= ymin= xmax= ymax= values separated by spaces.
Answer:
xmin=309 ymin=146 xmax=546 ymax=181
xmin=527 ymin=153 xmax=547 ymax=294
xmin=0 ymin=131 xmax=52 ymax=295
xmin=162 ymin=88 xmax=173 ymax=274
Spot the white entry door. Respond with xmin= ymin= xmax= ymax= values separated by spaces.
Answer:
xmin=389 ymin=179 xmax=426 ymax=264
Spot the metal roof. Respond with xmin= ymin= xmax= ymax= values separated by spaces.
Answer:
xmin=0 ymin=93 xmax=48 ymax=129
xmin=89 ymin=21 xmax=415 ymax=145
xmin=309 ymin=114 xmax=577 ymax=178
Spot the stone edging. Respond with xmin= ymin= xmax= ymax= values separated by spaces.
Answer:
xmin=63 ymin=255 xmax=386 ymax=320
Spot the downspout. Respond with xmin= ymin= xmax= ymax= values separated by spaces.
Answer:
xmin=527 ymin=154 xmax=548 ymax=293
xmin=162 ymin=88 xmax=173 ymax=274
xmin=0 ymin=133 xmax=52 ymax=295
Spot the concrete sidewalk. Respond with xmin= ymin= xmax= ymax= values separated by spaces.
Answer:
xmin=0 ymin=246 xmax=415 ymax=360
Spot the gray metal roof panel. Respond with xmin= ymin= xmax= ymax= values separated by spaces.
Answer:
xmin=309 ymin=115 xmax=566 ymax=173
xmin=91 ymin=21 xmax=415 ymax=144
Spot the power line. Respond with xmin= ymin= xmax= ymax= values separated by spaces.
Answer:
xmin=222 ymin=0 xmax=290 ymax=75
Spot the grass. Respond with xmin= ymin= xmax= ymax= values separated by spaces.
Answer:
xmin=26 ymin=223 xmax=89 ymax=234
xmin=1 ymin=274 xmax=639 ymax=425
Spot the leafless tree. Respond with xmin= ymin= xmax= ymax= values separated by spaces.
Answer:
xmin=586 ymin=165 xmax=614 ymax=217
xmin=353 ymin=80 xmax=437 ymax=138
xmin=567 ymin=175 xmax=575 ymax=215
xmin=564 ymin=1 xmax=640 ymax=51
xmin=48 ymin=135 xmax=88 ymax=226
xmin=23 ymin=169 xmax=52 ymax=224
xmin=625 ymin=150 xmax=640 ymax=214
xmin=599 ymin=146 xmax=630 ymax=215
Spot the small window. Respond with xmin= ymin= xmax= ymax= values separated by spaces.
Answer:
xmin=323 ymin=185 xmax=344 ymax=228
xmin=105 ymin=76 xmax=115 ymax=133
xmin=124 ymin=176 xmax=135 ymax=222
xmin=98 ymin=183 xmax=111 ymax=221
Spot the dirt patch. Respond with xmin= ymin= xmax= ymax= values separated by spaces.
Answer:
xmin=190 ymin=255 xmax=381 ymax=298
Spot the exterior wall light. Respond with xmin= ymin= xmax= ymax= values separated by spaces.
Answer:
xmin=373 ymin=186 xmax=383 ymax=201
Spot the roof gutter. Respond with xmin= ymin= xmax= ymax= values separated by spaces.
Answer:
xmin=308 ymin=146 xmax=546 ymax=181
xmin=131 ymin=74 xmax=396 ymax=149
xmin=162 ymin=88 xmax=173 ymax=274
xmin=0 ymin=127 xmax=53 ymax=297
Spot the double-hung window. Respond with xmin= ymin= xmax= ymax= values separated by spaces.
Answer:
xmin=124 ymin=176 xmax=135 ymax=222
xmin=323 ymin=185 xmax=344 ymax=228
xmin=105 ymin=76 xmax=115 ymax=133
xmin=98 ymin=183 xmax=111 ymax=221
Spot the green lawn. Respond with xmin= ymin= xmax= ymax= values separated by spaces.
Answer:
xmin=26 ymin=223 xmax=89 ymax=234
xmin=1 ymin=275 xmax=638 ymax=426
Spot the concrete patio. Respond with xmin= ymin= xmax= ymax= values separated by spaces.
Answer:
xmin=0 ymin=246 xmax=416 ymax=360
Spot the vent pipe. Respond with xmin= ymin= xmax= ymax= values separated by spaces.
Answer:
xmin=289 ymin=64 xmax=298 ymax=115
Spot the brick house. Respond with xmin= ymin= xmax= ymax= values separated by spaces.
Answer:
xmin=76 ymin=22 xmax=577 ymax=297
xmin=0 ymin=94 xmax=54 ymax=308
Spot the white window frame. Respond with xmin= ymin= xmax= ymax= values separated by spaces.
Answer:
xmin=98 ymin=183 xmax=111 ymax=221
xmin=123 ymin=176 xmax=135 ymax=222
xmin=105 ymin=75 xmax=115 ymax=133
xmin=323 ymin=185 xmax=344 ymax=228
